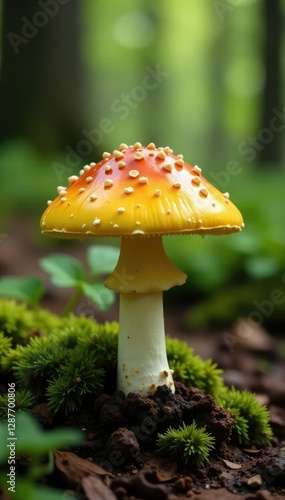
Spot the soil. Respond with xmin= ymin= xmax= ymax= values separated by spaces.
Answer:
xmin=1 ymin=216 xmax=285 ymax=499
xmin=32 ymin=383 xmax=285 ymax=500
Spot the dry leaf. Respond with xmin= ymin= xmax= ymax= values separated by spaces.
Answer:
xmin=222 ymin=459 xmax=242 ymax=470
xmin=54 ymin=449 xmax=113 ymax=488
xmin=246 ymin=474 xmax=263 ymax=487
xmin=243 ymin=448 xmax=263 ymax=455
xmin=82 ymin=475 xmax=117 ymax=500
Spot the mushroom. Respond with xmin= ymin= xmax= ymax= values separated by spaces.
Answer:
xmin=40 ymin=142 xmax=244 ymax=396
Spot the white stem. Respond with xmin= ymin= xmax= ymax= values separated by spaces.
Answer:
xmin=117 ymin=292 xmax=174 ymax=396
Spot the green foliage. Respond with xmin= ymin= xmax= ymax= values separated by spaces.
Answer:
xmin=217 ymin=387 xmax=273 ymax=447
xmin=0 ymin=389 xmax=35 ymax=420
xmin=185 ymin=278 xmax=285 ymax=330
xmin=157 ymin=421 xmax=215 ymax=467
xmin=0 ymin=411 xmax=82 ymax=500
xmin=40 ymin=253 xmax=84 ymax=288
xmin=166 ymin=337 xmax=224 ymax=399
xmin=39 ymin=244 xmax=119 ymax=314
xmin=47 ymin=346 xmax=104 ymax=414
xmin=0 ymin=276 xmax=45 ymax=307
xmin=0 ymin=413 xmax=83 ymax=463
xmin=0 ymin=412 xmax=83 ymax=460
xmin=0 ymin=244 xmax=119 ymax=316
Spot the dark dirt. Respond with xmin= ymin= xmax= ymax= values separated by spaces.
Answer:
xmin=1 ymin=216 xmax=285 ymax=499
xmin=31 ymin=381 xmax=285 ymax=500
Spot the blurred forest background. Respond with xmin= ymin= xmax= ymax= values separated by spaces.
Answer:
xmin=0 ymin=0 xmax=284 ymax=331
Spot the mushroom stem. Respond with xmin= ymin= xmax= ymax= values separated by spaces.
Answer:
xmin=117 ymin=292 xmax=174 ymax=395
xmin=105 ymin=236 xmax=187 ymax=396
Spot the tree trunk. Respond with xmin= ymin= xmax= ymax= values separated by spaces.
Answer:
xmin=258 ymin=0 xmax=283 ymax=166
xmin=0 ymin=0 xmax=88 ymax=152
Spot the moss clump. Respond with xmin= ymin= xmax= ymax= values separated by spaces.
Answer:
xmin=0 ymin=332 xmax=12 ymax=358
xmin=0 ymin=300 xmax=36 ymax=346
xmin=0 ymin=299 xmax=272 ymax=449
xmin=166 ymin=337 xmax=224 ymax=399
xmin=1 ymin=314 xmax=118 ymax=413
xmin=47 ymin=346 xmax=104 ymax=414
xmin=0 ymin=303 xmax=119 ymax=414
xmin=12 ymin=336 xmax=67 ymax=397
xmin=0 ymin=299 xmax=60 ymax=346
xmin=157 ymin=421 xmax=215 ymax=467
xmin=217 ymin=387 xmax=273 ymax=447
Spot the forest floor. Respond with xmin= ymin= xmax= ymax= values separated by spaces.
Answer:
xmin=1 ymin=215 xmax=285 ymax=500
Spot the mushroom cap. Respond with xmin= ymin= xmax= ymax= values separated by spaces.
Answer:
xmin=40 ymin=143 xmax=244 ymax=237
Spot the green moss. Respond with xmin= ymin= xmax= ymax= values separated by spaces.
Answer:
xmin=0 ymin=389 xmax=35 ymax=420
xmin=50 ymin=313 xmax=100 ymax=348
xmin=1 ymin=344 xmax=26 ymax=373
xmin=217 ymin=387 xmax=273 ymax=446
xmin=13 ymin=336 xmax=67 ymax=397
xmin=157 ymin=422 xmax=215 ymax=467
xmin=0 ymin=300 xmax=35 ymax=346
xmin=93 ymin=322 xmax=119 ymax=366
xmin=0 ymin=332 xmax=12 ymax=358
xmin=0 ymin=299 xmax=60 ymax=347
xmin=166 ymin=337 xmax=224 ymax=399
xmin=47 ymin=346 xmax=104 ymax=414
xmin=0 ymin=305 xmax=118 ymax=413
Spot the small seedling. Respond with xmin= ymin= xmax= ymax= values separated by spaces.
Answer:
xmin=39 ymin=244 xmax=119 ymax=315
xmin=0 ymin=276 xmax=44 ymax=308
xmin=0 ymin=244 xmax=120 ymax=315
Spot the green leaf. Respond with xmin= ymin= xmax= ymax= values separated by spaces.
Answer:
xmin=39 ymin=254 xmax=84 ymax=288
xmin=87 ymin=245 xmax=120 ymax=276
xmin=0 ymin=412 xmax=83 ymax=462
xmin=0 ymin=276 xmax=44 ymax=306
xmin=1 ymin=477 xmax=74 ymax=500
xmin=82 ymin=282 xmax=115 ymax=311
xmin=244 ymin=256 xmax=279 ymax=279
